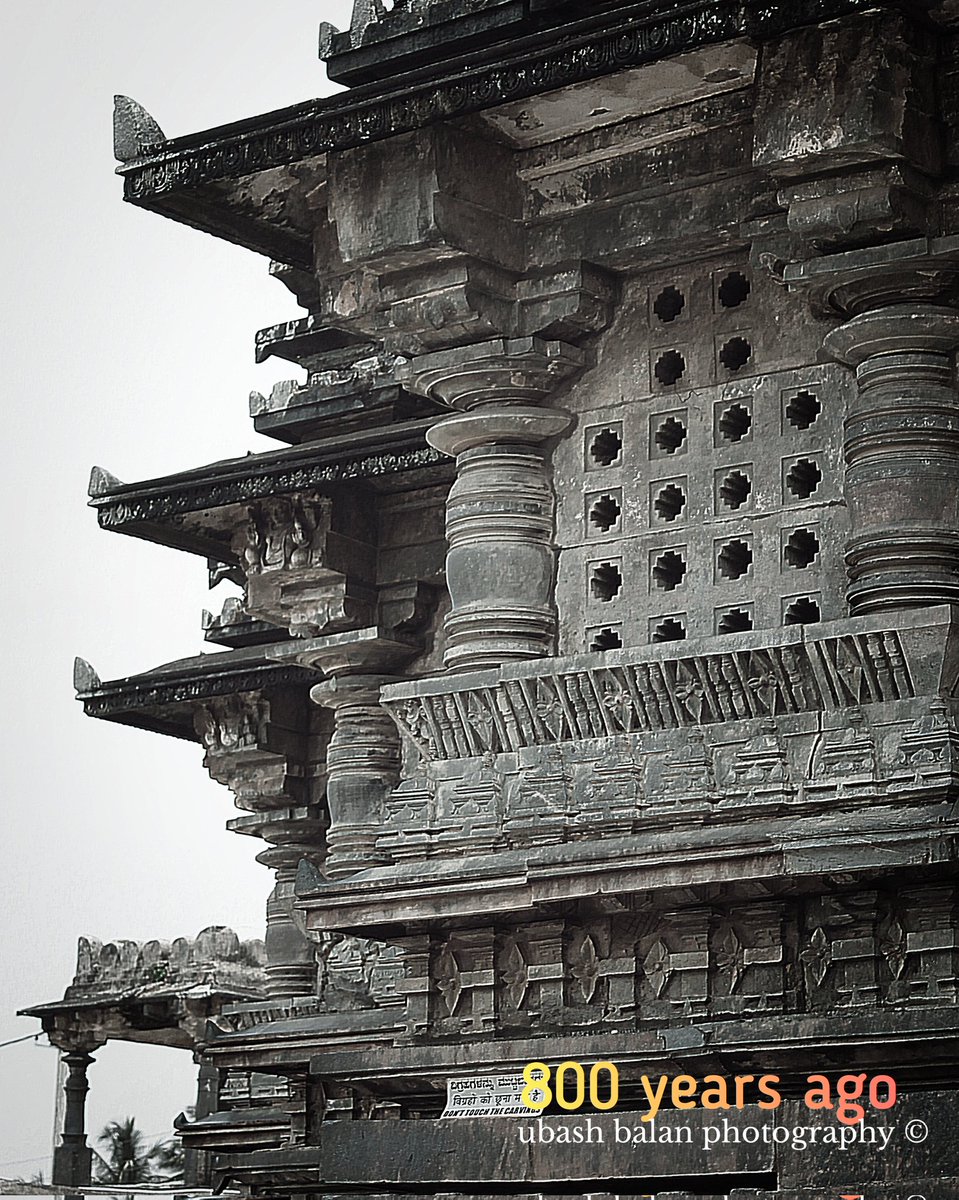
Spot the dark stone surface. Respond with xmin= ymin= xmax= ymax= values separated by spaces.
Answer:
xmin=27 ymin=2 xmax=959 ymax=1194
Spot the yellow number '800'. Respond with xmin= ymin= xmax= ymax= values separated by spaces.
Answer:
xmin=521 ymin=1061 xmax=619 ymax=1111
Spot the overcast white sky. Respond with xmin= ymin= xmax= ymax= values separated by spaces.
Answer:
xmin=1 ymin=0 xmax=354 ymax=1176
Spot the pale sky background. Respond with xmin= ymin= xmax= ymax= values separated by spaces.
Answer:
xmin=1 ymin=0 xmax=354 ymax=1176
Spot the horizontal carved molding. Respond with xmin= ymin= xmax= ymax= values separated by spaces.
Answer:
xmin=121 ymin=0 xmax=882 ymax=204
xmin=92 ymin=445 xmax=444 ymax=533
xmin=383 ymin=619 xmax=926 ymax=759
xmin=80 ymin=662 xmax=315 ymax=732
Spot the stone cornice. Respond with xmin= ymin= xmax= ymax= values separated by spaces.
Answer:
xmin=294 ymin=808 xmax=959 ymax=933
xmin=120 ymin=0 xmax=891 ymax=214
xmin=77 ymin=653 xmax=316 ymax=741
xmin=88 ymin=420 xmax=448 ymax=548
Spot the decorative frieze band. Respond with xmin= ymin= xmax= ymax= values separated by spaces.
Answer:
xmin=121 ymin=0 xmax=881 ymax=205
xmin=384 ymin=628 xmax=915 ymax=760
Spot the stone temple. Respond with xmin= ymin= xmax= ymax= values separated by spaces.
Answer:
xmin=21 ymin=1 xmax=959 ymax=1196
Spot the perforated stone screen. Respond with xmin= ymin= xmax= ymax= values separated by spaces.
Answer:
xmin=553 ymin=257 xmax=851 ymax=653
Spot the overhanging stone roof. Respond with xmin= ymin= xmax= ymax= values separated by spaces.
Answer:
xmin=114 ymin=0 xmax=890 ymax=261
xmin=72 ymin=646 xmax=315 ymax=741
xmin=20 ymin=930 xmax=268 ymax=1051
xmin=86 ymin=417 xmax=449 ymax=560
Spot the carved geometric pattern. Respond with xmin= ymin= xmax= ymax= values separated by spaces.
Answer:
xmin=434 ymin=943 xmax=463 ymax=1016
xmin=386 ymin=630 xmax=914 ymax=759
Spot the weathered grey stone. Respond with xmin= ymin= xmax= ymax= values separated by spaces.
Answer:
xmin=25 ymin=2 xmax=959 ymax=1194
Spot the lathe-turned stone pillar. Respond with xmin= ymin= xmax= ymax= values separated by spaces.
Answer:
xmin=401 ymin=338 xmax=582 ymax=672
xmin=258 ymin=841 xmax=323 ymax=998
xmin=822 ymin=276 xmax=959 ymax=614
xmin=310 ymin=673 xmax=400 ymax=878
xmin=52 ymin=1047 xmax=97 ymax=1190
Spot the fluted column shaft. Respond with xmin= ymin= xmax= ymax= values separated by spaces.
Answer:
xmin=825 ymin=303 xmax=959 ymax=614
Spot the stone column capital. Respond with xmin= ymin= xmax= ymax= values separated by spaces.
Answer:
xmin=783 ymin=235 xmax=959 ymax=318
xmin=310 ymin=673 xmax=400 ymax=710
xmin=426 ymin=404 xmax=572 ymax=457
xmin=267 ymin=627 xmax=418 ymax=679
xmin=399 ymin=337 xmax=584 ymax=410
xmin=823 ymin=304 xmax=959 ymax=367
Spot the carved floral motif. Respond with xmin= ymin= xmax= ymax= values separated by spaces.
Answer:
xmin=434 ymin=943 xmax=463 ymax=1016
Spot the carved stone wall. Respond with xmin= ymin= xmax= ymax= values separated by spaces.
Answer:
xmin=398 ymin=881 xmax=959 ymax=1039
xmin=51 ymin=3 xmax=959 ymax=1195
xmin=552 ymin=259 xmax=852 ymax=652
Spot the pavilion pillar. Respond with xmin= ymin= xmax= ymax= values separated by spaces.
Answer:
xmin=261 ymin=849 xmax=320 ymax=997
xmin=401 ymin=338 xmax=581 ymax=672
xmin=52 ymin=1049 xmax=96 ymax=1190
xmin=310 ymin=674 xmax=400 ymax=878
xmin=819 ymin=262 xmax=959 ymax=615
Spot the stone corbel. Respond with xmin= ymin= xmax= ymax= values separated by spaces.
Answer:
xmin=192 ymin=693 xmax=325 ymax=998
xmin=232 ymin=493 xmax=377 ymax=639
xmin=752 ymin=9 xmax=940 ymax=252
xmin=400 ymin=337 xmax=584 ymax=671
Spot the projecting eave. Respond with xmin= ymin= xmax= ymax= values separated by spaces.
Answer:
xmin=113 ymin=0 xmax=880 ymax=260
xmin=86 ymin=417 xmax=449 ymax=563
xmin=73 ymin=646 xmax=315 ymax=741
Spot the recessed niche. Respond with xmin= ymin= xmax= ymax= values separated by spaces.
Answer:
xmin=718 ymin=402 xmax=752 ymax=443
xmin=590 ymin=561 xmax=622 ymax=602
xmin=652 ymin=617 xmax=686 ymax=643
xmin=785 ymin=458 xmax=822 ymax=500
xmin=718 ymin=271 xmax=751 ymax=309
xmin=590 ymin=626 xmax=623 ymax=651
xmin=784 ymin=527 xmax=820 ymax=569
xmin=717 ymin=607 xmax=753 ymax=635
xmin=588 ymin=492 xmax=621 ymax=534
xmin=785 ymin=389 xmax=821 ymax=430
xmin=654 ymin=349 xmax=686 ymax=386
xmin=719 ymin=469 xmax=751 ymax=510
xmin=654 ymin=285 xmax=685 ymax=323
xmin=717 ymin=538 xmax=752 ymax=581
xmin=653 ymin=550 xmax=687 ymax=591
xmin=654 ymin=415 xmax=687 ymax=455
xmin=588 ymin=425 xmax=622 ymax=468
xmin=654 ymin=482 xmax=686 ymax=522
xmin=720 ymin=336 xmax=752 ymax=372
xmin=784 ymin=597 xmax=821 ymax=625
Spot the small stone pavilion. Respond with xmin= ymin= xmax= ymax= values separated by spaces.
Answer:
xmin=23 ymin=1 xmax=959 ymax=1195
